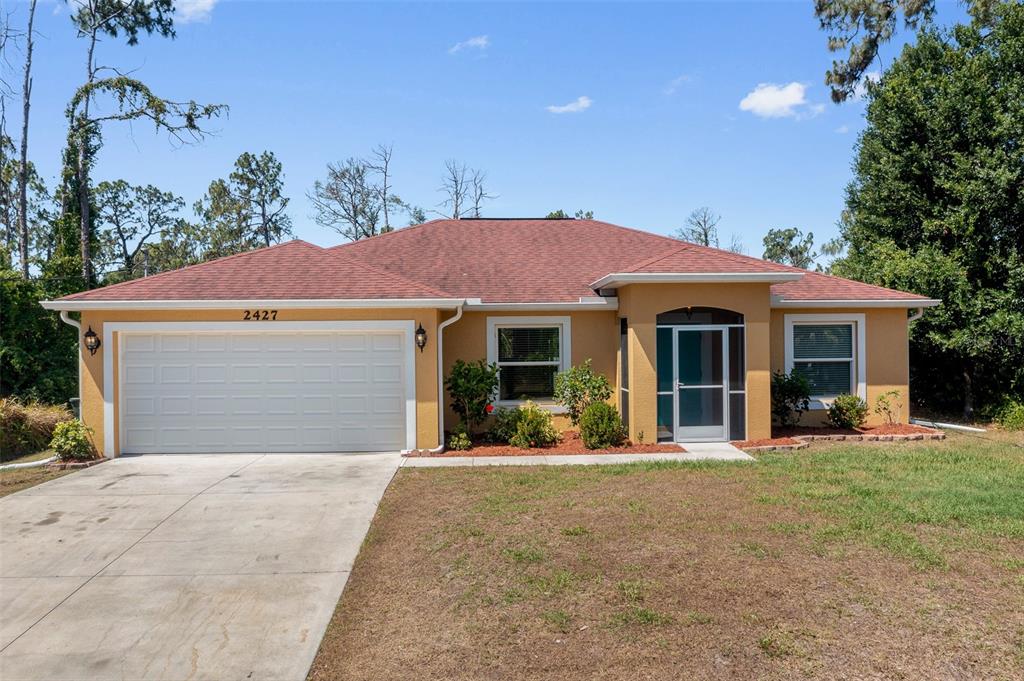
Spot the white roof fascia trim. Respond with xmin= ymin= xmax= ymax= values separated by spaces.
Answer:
xmin=463 ymin=297 xmax=618 ymax=312
xmin=40 ymin=298 xmax=466 ymax=311
xmin=590 ymin=272 xmax=804 ymax=289
xmin=771 ymin=297 xmax=941 ymax=309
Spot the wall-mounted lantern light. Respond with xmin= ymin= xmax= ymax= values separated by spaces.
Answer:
xmin=415 ymin=324 xmax=427 ymax=352
xmin=83 ymin=326 xmax=101 ymax=355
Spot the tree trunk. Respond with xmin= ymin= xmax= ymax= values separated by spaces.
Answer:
xmin=78 ymin=28 xmax=98 ymax=287
xmin=17 ymin=0 xmax=37 ymax=279
xmin=962 ymin=366 xmax=974 ymax=420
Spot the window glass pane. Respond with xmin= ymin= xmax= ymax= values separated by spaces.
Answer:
xmin=620 ymin=390 xmax=629 ymax=431
xmin=657 ymin=393 xmax=673 ymax=441
xmin=793 ymin=361 xmax=852 ymax=395
xmin=678 ymin=388 xmax=724 ymax=427
xmin=793 ymin=324 xmax=852 ymax=359
xmin=729 ymin=327 xmax=745 ymax=392
xmin=498 ymin=327 xmax=559 ymax=362
xmin=729 ymin=393 xmax=746 ymax=441
xmin=656 ymin=327 xmax=673 ymax=392
xmin=677 ymin=330 xmax=723 ymax=386
xmin=499 ymin=365 xmax=557 ymax=400
xmin=656 ymin=308 xmax=744 ymax=325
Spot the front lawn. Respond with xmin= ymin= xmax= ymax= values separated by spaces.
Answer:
xmin=309 ymin=431 xmax=1024 ymax=680
xmin=0 ymin=451 xmax=70 ymax=498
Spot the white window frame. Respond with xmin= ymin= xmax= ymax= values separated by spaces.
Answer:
xmin=784 ymin=313 xmax=866 ymax=409
xmin=486 ymin=316 xmax=571 ymax=410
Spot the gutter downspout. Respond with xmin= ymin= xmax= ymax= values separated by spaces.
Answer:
xmin=58 ymin=311 xmax=83 ymax=408
xmin=428 ymin=304 xmax=464 ymax=454
xmin=908 ymin=307 xmax=925 ymax=324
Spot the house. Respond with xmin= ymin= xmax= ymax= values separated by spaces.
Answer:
xmin=41 ymin=218 xmax=939 ymax=456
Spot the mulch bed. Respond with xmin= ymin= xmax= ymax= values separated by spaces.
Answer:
xmin=732 ymin=437 xmax=807 ymax=451
xmin=405 ymin=431 xmax=684 ymax=457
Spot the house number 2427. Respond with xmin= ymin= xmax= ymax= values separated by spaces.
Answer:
xmin=242 ymin=310 xmax=278 ymax=321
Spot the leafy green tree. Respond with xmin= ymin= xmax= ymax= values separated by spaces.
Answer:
xmin=762 ymin=227 xmax=816 ymax=269
xmin=814 ymin=0 xmax=1000 ymax=102
xmin=546 ymin=209 xmax=594 ymax=219
xmin=195 ymin=151 xmax=292 ymax=256
xmin=830 ymin=3 xmax=1024 ymax=415
xmin=95 ymin=180 xmax=183 ymax=278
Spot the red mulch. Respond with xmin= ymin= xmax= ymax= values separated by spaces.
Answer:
xmin=731 ymin=437 xmax=803 ymax=448
xmin=406 ymin=431 xmax=684 ymax=457
xmin=776 ymin=423 xmax=939 ymax=438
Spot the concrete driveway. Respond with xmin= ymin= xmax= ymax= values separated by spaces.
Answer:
xmin=0 ymin=452 xmax=400 ymax=681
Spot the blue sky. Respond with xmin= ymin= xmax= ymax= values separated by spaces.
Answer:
xmin=21 ymin=1 xmax=960 ymax=255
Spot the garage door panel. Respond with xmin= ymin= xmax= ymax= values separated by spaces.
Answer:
xmin=120 ymin=330 xmax=408 ymax=453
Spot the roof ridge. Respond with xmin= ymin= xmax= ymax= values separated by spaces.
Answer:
xmin=327 ymin=249 xmax=455 ymax=298
xmin=620 ymin=243 xmax=692 ymax=273
xmin=328 ymin=219 xmax=447 ymax=252
xmin=62 ymin=239 xmax=319 ymax=300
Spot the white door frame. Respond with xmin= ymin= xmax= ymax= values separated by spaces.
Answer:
xmin=670 ymin=325 xmax=730 ymax=442
xmin=103 ymin=320 xmax=418 ymax=457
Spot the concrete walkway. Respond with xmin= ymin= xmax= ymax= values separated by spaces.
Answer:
xmin=0 ymin=452 xmax=401 ymax=681
xmin=401 ymin=441 xmax=753 ymax=467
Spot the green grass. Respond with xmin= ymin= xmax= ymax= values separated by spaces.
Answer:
xmin=752 ymin=433 xmax=1024 ymax=568
xmin=611 ymin=606 xmax=674 ymax=627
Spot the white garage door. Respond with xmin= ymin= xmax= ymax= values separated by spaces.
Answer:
xmin=119 ymin=329 xmax=410 ymax=453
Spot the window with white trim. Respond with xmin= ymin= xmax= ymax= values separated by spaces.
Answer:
xmin=487 ymin=317 xmax=570 ymax=405
xmin=790 ymin=323 xmax=855 ymax=397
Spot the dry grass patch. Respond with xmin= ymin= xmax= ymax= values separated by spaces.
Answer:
xmin=309 ymin=432 xmax=1024 ymax=680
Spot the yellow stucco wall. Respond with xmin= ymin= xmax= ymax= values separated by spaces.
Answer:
xmin=70 ymin=299 xmax=914 ymax=454
xmin=616 ymin=282 xmax=774 ymax=442
xmin=440 ymin=310 xmax=619 ymax=431
xmin=769 ymin=307 xmax=910 ymax=426
xmin=77 ymin=307 xmax=442 ymax=454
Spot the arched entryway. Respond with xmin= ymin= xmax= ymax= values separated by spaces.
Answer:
xmin=656 ymin=307 xmax=746 ymax=442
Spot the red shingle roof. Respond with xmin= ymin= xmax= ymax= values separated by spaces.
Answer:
xmin=56 ymin=218 xmax=932 ymax=305
xmin=59 ymin=240 xmax=450 ymax=301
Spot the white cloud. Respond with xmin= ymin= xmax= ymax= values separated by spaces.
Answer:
xmin=176 ymin=0 xmax=217 ymax=24
xmin=835 ymin=124 xmax=850 ymax=134
xmin=546 ymin=95 xmax=592 ymax=114
xmin=739 ymin=82 xmax=825 ymax=120
xmin=449 ymin=35 xmax=490 ymax=55
xmin=663 ymin=74 xmax=691 ymax=95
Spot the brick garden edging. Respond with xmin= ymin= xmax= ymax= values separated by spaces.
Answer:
xmin=47 ymin=458 xmax=106 ymax=470
xmin=740 ymin=441 xmax=810 ymax=452
xmin=793 ymin=432 xmax=945 ymax=443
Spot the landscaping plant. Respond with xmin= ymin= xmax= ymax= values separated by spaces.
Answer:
xmin=0 ymin=398 xmax=74 ymax=460
xmin=827 ymin=394 xmax=869 ymax=429
xmin=553 ymin=359 xmax=612 ymax=426
xmin=444 ymin=359 xmax=499 ymax=433
xmin=579 ymin=401 xmax=626 ymax=449
xmin=447 ymin=423 xmax=472 ymax=451
xmin=994 ymin=399 xmax=1024 ymax=431
xmin=770 ymin=370 xmax=811 ymax=428
xmin=488 ymin=407 xmax=522 ymax=444
xmin=509 ymin=401 xmax=560 ymax=449
xmin=873 ymin=390 xmax=903 ymax=426
xmin=49 ymin=419 xmax=96 ymax=461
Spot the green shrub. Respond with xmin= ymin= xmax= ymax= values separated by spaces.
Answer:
xmin=995 ymin=399 xmax=1024 ymax=431
xmin=49 ymin=419 xmax=96 ymax=461
xmin=447 ymin=425 xmax=472 ymax=451
xmin=0 ymin=398 xmax=74 ymax=460
xmin=827 ymin=394 xmax=869 ymax=429
xmin=771 ymin=371 xmax=811 ymax=428
xmin=873 ymin=389 xmax=903 ymax=425
xmin=444 ymin=359 xmax=499 ymax=432
xmin=509 ymin=401 xmax=560 ymax=449
xmin=553 ymin=359 xmax=612 ymax=426
xmin=488 ymin=407 xmax=522 ymax=444
xmin=579 ymin=401 xmax=626 ymax=449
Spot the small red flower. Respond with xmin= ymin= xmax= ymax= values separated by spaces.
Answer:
xmin=485 ymin=404 xmax=495 ymax=414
